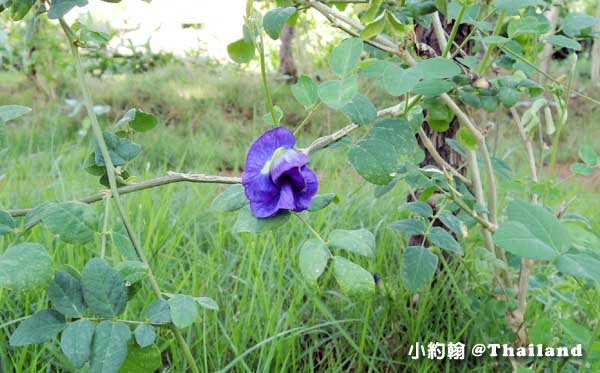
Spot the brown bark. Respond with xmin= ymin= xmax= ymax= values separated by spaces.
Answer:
xmin=408 ymin=16 xmax=470 ymax=247
xmin=279 ymin=24 xmax=298 ymax=82
xmin=539 ymin=6 xmax=561 ymax=79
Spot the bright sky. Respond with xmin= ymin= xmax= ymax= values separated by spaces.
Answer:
xmin=67 ymin=0 xmax=247 ymax=59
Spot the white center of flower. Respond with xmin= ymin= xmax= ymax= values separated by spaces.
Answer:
xmin=261 ymin=146 xmax=288 ymax=174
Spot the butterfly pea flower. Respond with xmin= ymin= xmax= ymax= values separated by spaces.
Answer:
xmin=242 ymin=127 xmax=318 ymax=218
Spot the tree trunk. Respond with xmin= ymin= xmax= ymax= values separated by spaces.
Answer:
xmin=539 ymin=6 xmax=561 ymax=79
xmin=279 ymin=25 xmax=297 ymax=82
xmin=407 ymin=15 xmax=470 ymax=247
xmin=591 ymin=2 xmax=600 ymax=81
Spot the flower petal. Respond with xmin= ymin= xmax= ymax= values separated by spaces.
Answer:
xmin=244 ymin=173 xmax=280 ymax=217
xmin=293 ymin=166 xmax=319 ymax=212
xmin=249 ymin=197 xmax=280 ymax=218
xmin=276 ymin=182 xmax=296 ymax=211
xmin=270 ymin=149 xmax=309 ymax=185
xmin=280 ymin=167 xmax=306 ymax=191
xmin=243 ymin=127 xmax=296 ymax=176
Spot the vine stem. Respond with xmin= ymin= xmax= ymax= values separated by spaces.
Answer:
xmin=258 ymin=29 xmax=277 ymax=127
xmin=294 ymin=214 xmax=327 ymax=245
xmin=100 ymin=196 xmax=110 ymax=259
xmin=8 ymin=171 xmax=241 ymax=218
xmin=59 ymin=19 xmax=200 ymax=373
xmin=477 ymin=10 xmax=505 ymax=75
xmin=441 ymin=4 xmax=466 ymax=58
xmin=293 ymin=102 xmax=321 ymax=136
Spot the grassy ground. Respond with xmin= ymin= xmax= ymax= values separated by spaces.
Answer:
xmin=0 ymin=64 xmax=599 ymax=372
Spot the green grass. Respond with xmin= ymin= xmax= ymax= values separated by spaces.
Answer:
xmin=1 ymin=64 xmax=599 ymax=372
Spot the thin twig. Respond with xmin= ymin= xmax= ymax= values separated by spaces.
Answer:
xmin=8 ymin=172 xmax=242 ymax=217
xmin=417 ymin=128 xmax=471 ymax=186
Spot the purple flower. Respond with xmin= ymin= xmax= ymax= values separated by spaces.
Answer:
xmin=242 ymin=127 xmax=318 ymax=218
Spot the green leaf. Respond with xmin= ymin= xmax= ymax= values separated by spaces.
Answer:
xmin=360 ymin=12 xmax=386 ymax=40
xmin=412 ymin=79 xmax=455 ymax=97
xmin=358 ymin=59 xmax=393 ymax=78
xmin=402 ymin=246 xmax=438 ymax=292
xmin=328 ymin=229 xmax=375 ymax=257
xmin=9 ymin=0 xmax=36 ymax=20
xmin=428 ymin=227 xmax=463 ymax=255
xmin=41 ymin=202 xmax=98 ymax=244
xmin=118 ymin=343 xmax=161 ymax=373
xmin=498 ymin=87 xmax=521 ymax=108
xmin=507 ymin=16 xmax=549 ymax=38
xmin=456 ymin=127 xmax=478 ymax=150
xmin=0 ymin=243 xmax=53 ymax=291
xmin=579 ymin=145 xmax=598 ymax=166
xmin=212 ymin=184 xmax=248 ymax=212
xmin=195 ymin=296 xmax=219 ymax=311
xmin=481 ymin=95 xmax=499 ymax=112
xmin=491 ymin=157 xmax=513 ymax=180
xmin=414 ymin=57 xmax=461 ymax=79
xmin=474 ymin=35 xmax=511 ymax=45
xmin=329 ymin=38 xmax=363 ymax=78
xmin=134 ymin=325 xmax=156 ymax=348
xmin=233 ymin=206 xmax=290 ymax=233
xmin=94 ymin=132 xmax=141 ymax=167
xmin=146 ymin=299 xmax=171 ymax=324
xmin=381 ymin=64 xmax=420 ymax=96
xmin=361 ymin=0 xmax=383 ymax=23
xmin=227 ymin=38 xmax=255 ymax=63
xmin=48 ymin=271 xmax=86 ymax=317
xmin=370 ymin=118 xmax=424 ymax=165
xmin=263 ymin=7 xmax=296 ymax=40
xmin=291 ymin=75 xmax=319 ymax=110
xmin=48 ymin=0 xmax=87 ymax=19
xmin=555 ymin=250 xmax=600 ymax=283
xmin=82 ymin=258 xmax=128 ymax=317
xmin=168 ymin=294 xmax=198 ymax=329
xmin=262 ymin=105 xmax=284 ymax=126
xmin=493 ymin=0 xmax=544 ymax=15
xmin=423 ymin=98 xmax=454 ymax=132
xmin=60 ymin=319 xmax=94 ymax=368
xmin=529 ymin=318 xmax=553 ymax=345
xmin=112 ymin=223 xmax=138 ymax=260
xmin=90 ymin=321 xmax=131 ymax=373
xmin=116 ymin=261 xmax=148 ymax=285
xmin=458 ymin=90 xmax=482 ymax=109
xmin=561 ymin=14 xmax=600 ymax=38
xmin=507 ymin=200 xmax=571 ymax=254
xmin=298 ymin=239 xmax=330 ymax=284
xmin=439 ymin=212 xmax=465 ymax=238
xmin=401 ymin=201 xmax=433 ymax=218
xmin=308 ymin=193 xmax=338 ymax=211
xmin=332 ymin=256 xmax=375 ymax=296
xmin=84 ymin=152 xmax=106 ymax=176
xmin=340 ymin=94 xmax=377 ymax=125
xmin=22 ymin=202 xmax=54 ymax=231
xmin=0 ymin=210 xmax=16 ymax=235
xmin=494 ymin=221 xmax=557 ymax=260
xmin=318 ymin=77 xmax=359 ymax=110
xmin=542 ymin=35 xmax=582 ymax=51
xmin=115 ymin=109 xmax=157 ymax=132
xmin=389 ymin=219 xmax=426 ymax=235
xmin=76 ymin=24 xmax=111 ymax=45
xmin=0 ymin=105 xmax=31 ymax=123
xmin=10 ymin=310 xmax=66 ymax=347
xmin=558 ymin=319 xmax=591 ymax=346
xmin=348 ymin=138 xmax=398 ymax=185
xmin=571 ymin=162 xmax=594 ymax=176
xmin=386 ymin=9 xmax=408 ymax=33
